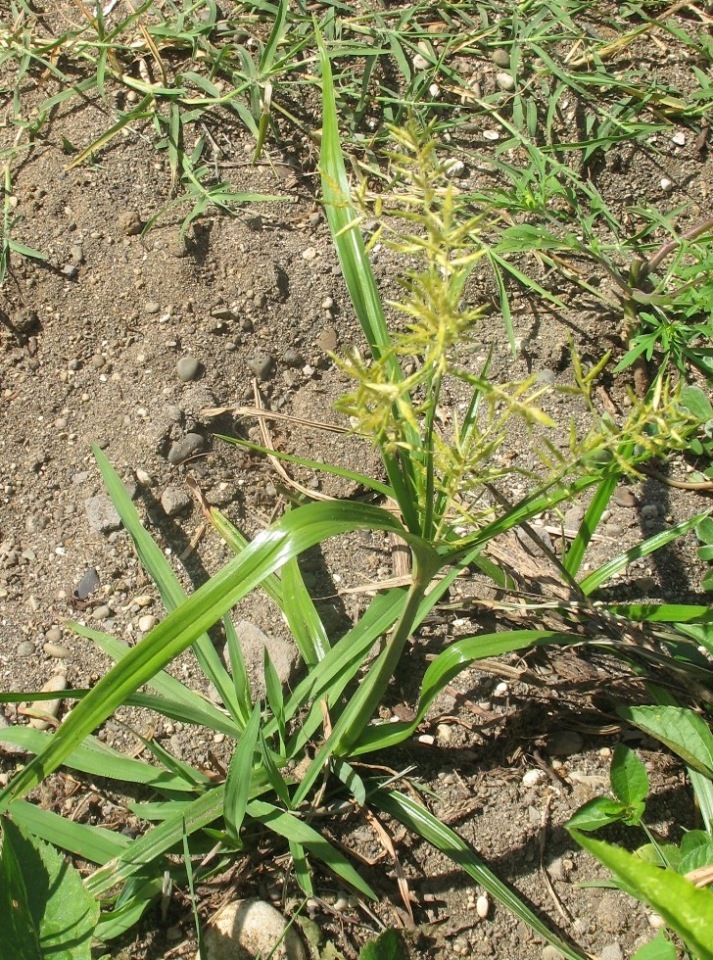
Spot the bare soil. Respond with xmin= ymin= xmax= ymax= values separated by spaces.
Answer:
xmin=1 ymin=3 xmax=712 ymax=958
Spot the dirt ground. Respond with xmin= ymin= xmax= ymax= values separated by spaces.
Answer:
xmin=1 ymin=3 xmax=712 ymax=958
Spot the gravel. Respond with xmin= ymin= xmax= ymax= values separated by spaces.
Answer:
xmin=161 ymin=484 xmax=191 ymax=516
xmin=85 ymin=494 xmax=122 ymax=534
xmin=167 ymin=432 xmax=206 ymax=465
xmin=176 ymin=356 xmax=201 ymax=382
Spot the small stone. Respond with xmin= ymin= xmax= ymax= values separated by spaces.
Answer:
xmin=640 ymin=503 xmax=659 ymax=520
xmin=443 ymin=158 xmax=466 ymax=178
xmin=61 ymin=263 xmax=78 ymax=279
xmin=316 ymin=326 xmax=338 ymax=353
xmin=601 ymin=945 xmax=623 ymax=960
xmin=536 ymin=368 xmax=556 ymax=386
xmin=17 ymin=641 xmax=36 ymax=658
xmin=301 ymin=246 xmax=318 ymax=261
xmin=660 ymin=177 xmax=673 ymax=192
xmin=522 ymin=768 xmax=547 ymax=787
xmin=44 ymin=642 xmax=71 ymax=658
xmin=167 ymin=432 xmax=206 ymax=465
xmin=542 ymin=948 xmax=564 ymax=960
xmin=476 ymin=894 xmax=489 ymax=918
xmin=85 ymin=494 xmax=122 ymax=534
xmin=119 ymin=211 xmax=142 ymax=235
xmin=633 ymin=575 xmax=657 ymax=595
xmin=93 ymin=605 xmax=111 ymax=621
xmin=613 ymin=487 xmax=637 ymax=508
xmin=671 ymin=131 xmax=686 ymax=146
xmin=45 ymin=626 xmax=63 ymax=645
xmin=491 ymin=48 xmax=510 ymax=67
xmin=283 ymin=348 xmax=303 ymax=367
xmin=138 ymin=615 xmax=158 ymax=633
xmin=496 ymin=71 xmax=516 ymax=91
xmin=12 ymin=309 xmax=39 ymax=334
xmin=161 ymin=485 xmax=191 ymax=516
xmin=246 ymin=354 xmax=275 ymax=380
xmin=483 ymin=129 xmax=500 ymax=141
xmin=198 ymin=899 xmax=307 ymax=960
xmin=29 ymin=675 xmax=68 ymax=730
xmin=176 ymin=356 xmax=201 ymax=382
xmin=144 ymin=300 xmax=160 ymax=314
xmin=412 ymin=53 xmax=429 ymax=71
xmin=135 ymin=468 xmax=155 ymax=488
xmin=436 ymin=723 xmax=453 ymax=744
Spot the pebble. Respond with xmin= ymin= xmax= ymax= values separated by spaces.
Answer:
xmin=412 ymin=53 xmax=429 ymax=71
xmin=562 ymin=505 xmax=584 ymax=529
xmin=138 ymin=615 xmax=158 ymax=633
xmin=198 ymin=899 xmax=307 ymax=960
xmin=671 ymin=131 xmax=686 ymax=146
xmin=29 ymin=675 xmax=68 ymax=730
xmin=246 ymin=353 xmax=275 ymax=380
xmin=17 ymin=641 xmax=36 ymax=658
xmin=601 ymin=945 xmax=623 ymax=960
xmin=167 ymin=432 xmax=206 ymax=465
xmin=144 ymin=300 xmax=160 ymax=314
xmin=491 ymin=48 xmax=510 ymax=67
xmin=443 ymin=158 xmax=466 ymax=178
xmin=119 ymin=211 xmax=142 ymax=235
xmin=542 ymin=948 xmax=564 ymax=960
xmin=301 ymin=246 xmax=318 ymax=261
xmin=135 ymin=468 xmax=155 ymax=488
xmin=640 ymin=503 xmax=658 ymax=520
xmin=316 ymin=326 xmax=338 ymax=353
xmin=45 ymin=626 xmax=63 ymax=645
xmin=92 ymin=605 xmax=111 ymax=621
xmin=612 ymin=486 xmax=636 ymax=508
xmin=476 ymin=894 xmax=490 ymax=918
xmin=522 ymin=768 xmax=547 ymax=787
xmin=44 ymin=642 xmax=71 ymax=659
xmin=13 ymin=309 xmax=39 ymax=334
xmin=176 ymin=356 xmax=201 ymax=382
xmin=85 ymin=494 xmax=122 ymax=534
xmin=161 ymin=485 xmax=191 ymax=516
xmin=496 ymin=71 xmax=516 ymax=91
xmin=660 ymin=177 xmax=673 ymax=192
xmin=283 ymin=348 xmax=303 ymax=367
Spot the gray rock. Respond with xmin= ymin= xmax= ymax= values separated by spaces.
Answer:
xmin=144 ymin=300 xmax=160 ymax=314
xmin=45 ymin=626 xmax=63 ymax=645
xmin=17 ymin=641 xmax=35 ymax=658
xmin=541 ymin=948 xmax=564 ymax=960
xmin=161 ymin=485 xmax=191 ymax=516
xmin=283 ymin=348 xmax=303 ymax=368
xmin=640 ymin=503 xmax=659 ymax=520
xmin=601 ymin=945 xmax=623 ymax=960
xmin=177 ymin=355 xmax=201 ymax=382
xmin=247 ymin=353 xmax=275 ymax=380
xmin=491 ymin=47 xmax=510 ymax=67
xmin=236 ymin=620 xmax=299 ymax=700
xmin=496 ymin=71 xmax=516 ymax=91
xmin=167 ymin=432 xmax=206 ymax=465
xmin=85 ymin=494 xmax=122 ymax=533
xmin=13 ymin=309 xmax=39 ymax=334
xmin=199 ymin=899 xmax=307 ymax=960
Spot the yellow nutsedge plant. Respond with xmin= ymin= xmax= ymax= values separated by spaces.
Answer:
xmin=338 ymin=125 xmax=700 ymax=544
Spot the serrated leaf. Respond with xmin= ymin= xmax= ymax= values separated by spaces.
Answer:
xmin=359 ymin=928 xmax=406 ymax=960
xmin=0 ymin=818 xmax=98 ymax=960
xmin=631 ymin=931 xmax=677 ymax=960
xmin=610 ymin=744 xmax=649 ymax=810
xmin=619 ymin=706 xmax=713 ymax=778
xmin=567 ymin=797 xmax=628 ymax=832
